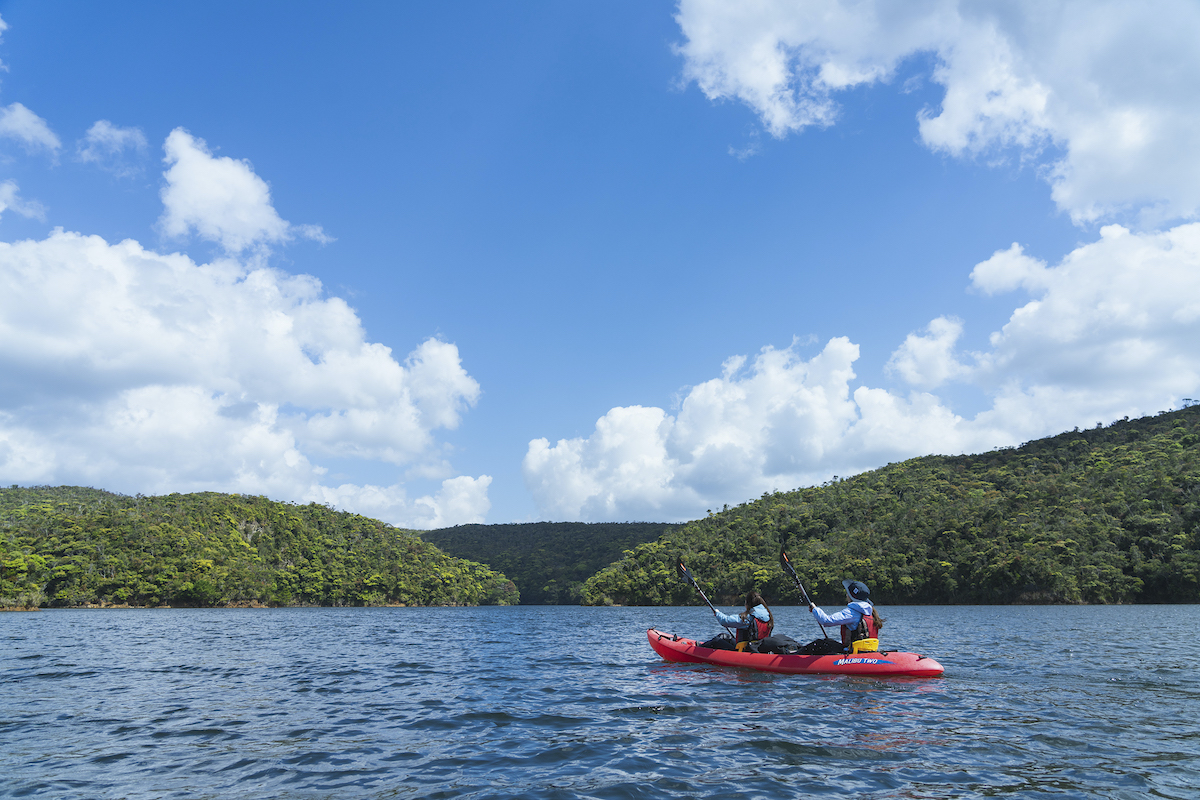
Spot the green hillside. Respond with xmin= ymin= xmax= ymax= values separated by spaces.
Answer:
xmin=421 ymin=522 xmax=678 ymax=604
xmin=582 ymin=406 xmax=1200 ymax=606
xmin=0 ymin=487 xmax=518 ymax=608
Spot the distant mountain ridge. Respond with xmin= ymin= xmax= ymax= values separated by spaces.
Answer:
xmin=421 ymin=522 xmax=679 ymax=604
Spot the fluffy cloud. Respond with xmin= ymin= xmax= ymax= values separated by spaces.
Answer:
xmin=969 ymin=243 xmax=1050 ymax=295
xmin=886 ymin=316 xmax=969 ymax=390
xmin=524 ymin=338 xmax=1006 ymax=521
xmin=76 ymin=120 xmax=148 ymax=176
xmin=972 ymin=224 xmax=1200 ymax=397
xmin=0 ymin=102 xmax=61 ymax=157
xmin=308 ymin=475 xmax=492 ymax=530
xmin=159 ymin=128 xmax=330 ymax=254
xmin=525 ymin=223 xmax=1200 ymax=522
xmin=0 ymin=179 xmax=45 ymax=221
xmin=548 ymin=0 xmax=1199 ymax=523
xmin=0 ymin=132 xmax=487 ymax=528
xmin=676 ymin=0 xmax=1200 ymax=224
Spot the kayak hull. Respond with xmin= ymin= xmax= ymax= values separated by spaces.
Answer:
xmin=647 ymin=628 xmax=944 ymax=677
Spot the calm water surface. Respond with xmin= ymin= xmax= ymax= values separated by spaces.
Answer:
xmin=2 ymin=605 xmax=1198 ymax=799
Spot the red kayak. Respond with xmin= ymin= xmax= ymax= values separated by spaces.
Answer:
xmin=648 ymin=628 xmax=944 ymax=677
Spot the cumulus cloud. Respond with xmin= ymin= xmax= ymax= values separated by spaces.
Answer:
xmin=0 ymin=130 xmax=485 ymax=528
xmin=159 ymin=128 xmax=331 ymax=254
xmin=969 ymin=243 xmax=1050 ymax=295
xmin=676 ymin=0 xmax=1200 ymax=224
xmin=0 ymin=102 xmax=61 ymax=157
xmin=524 ymin=337 xmax=1012 ymax=521
xmin=521 ymin=3 xmax=1200 ymax=522
xmin=0 ymin=179 xmax=45 ymax=221
xmin=886 ymin=316 xmax=969 ymax=390
xmin=525 ymin=223 xmax=1200 ymax=522
xmin=0 ymin=228 xmax=485 ymax=527
xmin=973 ymin=223 xmax=1200 ymax=395
xmin=311 ymin=475 xmax=492 ymax=530
xmin=77 ymin=120 xmax=148 ymax=176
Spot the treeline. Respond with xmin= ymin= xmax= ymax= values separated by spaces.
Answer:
xmin=421 ymin=522 xmax=678 ymax=604
xmin=583 ymin=406 xmax=1200 ymax=606
xmin=0 ymin=487 xmax=518 ymax=608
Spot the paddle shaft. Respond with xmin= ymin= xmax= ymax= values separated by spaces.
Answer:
xmin=780 ymin=550 xmax=829 ymax=638
xmin=677 ymin=561 xmax=735 ymax=637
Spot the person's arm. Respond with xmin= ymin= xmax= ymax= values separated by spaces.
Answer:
xmin=714 ymin=609 xmax=749 ymax=628
xmin=809 ymin=604 xmax=860 ymax=628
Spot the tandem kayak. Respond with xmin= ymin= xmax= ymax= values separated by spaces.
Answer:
xmin=648 ymin=628 xmax=944 ymax=677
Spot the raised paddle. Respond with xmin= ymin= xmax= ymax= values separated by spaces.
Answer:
xmin=780 ymin=548 xmax=829 ymax=638
xmin=677 ymin=559 xmax=734 ymax=637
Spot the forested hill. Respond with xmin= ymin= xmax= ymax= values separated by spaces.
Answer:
xmin=583 ymin=405 xmax=1200 ymax=606
xmin=0 ymin=487 xmax=518 ymax=609
xmin=421 ymin=522 xmax=678 ymax=604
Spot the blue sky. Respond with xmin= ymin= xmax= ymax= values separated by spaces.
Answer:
xmin=1 ymin=1 xmax=1198 ymax=526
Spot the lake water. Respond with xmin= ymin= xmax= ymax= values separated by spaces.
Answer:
xmin=2 ymin=605 xmax=1197 ymax=799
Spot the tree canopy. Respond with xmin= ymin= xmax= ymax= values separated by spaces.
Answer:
xmin=421 ymin=521 xmax=677 ymax=604
xmin=582 ymin=407 xmax=1200 ymax=606
xmin=0 ymin=488 xmax=518 ymax=608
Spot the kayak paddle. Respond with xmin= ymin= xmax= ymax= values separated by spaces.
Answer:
xmin=780 ymin=548 xmax=828 ymax=638
xmin=677 ymin=559 xmax=734 ymax=637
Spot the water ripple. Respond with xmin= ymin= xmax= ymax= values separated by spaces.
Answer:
xmin=2 ymin=605 xmax=1198 ymax=799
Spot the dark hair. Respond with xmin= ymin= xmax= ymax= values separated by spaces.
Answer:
xmin=744 ymin=590 xmax=774 ymax=629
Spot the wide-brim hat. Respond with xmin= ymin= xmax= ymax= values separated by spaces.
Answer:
xmin=842 ymin=579 xmax=871 ymax=600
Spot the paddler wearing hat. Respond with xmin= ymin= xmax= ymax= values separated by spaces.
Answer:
xmin=808 ymin=579 xmax=885 ymax=654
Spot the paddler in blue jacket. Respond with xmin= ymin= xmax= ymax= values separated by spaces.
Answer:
xmin=714 ymin=590 xmax=774 ymax=647
xmin=808 ymin=579 xmax=883 ymax=651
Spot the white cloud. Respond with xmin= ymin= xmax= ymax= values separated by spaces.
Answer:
xmin=0 ymin=179 xmax=45 ymax=221
xmin=77 ymin=120 xmax=148 ymax=176
xmin=525 ymin=404 xmax=687 ymax=521
xmin=675 ymin=0 xmax=945 ymax=137
xmin=422 ymin=475 xmax=493 ymax=528
xmin=311 ymin=475 xmax=492 ymax=530
xmin=0 ymin=227 xmax=486 ymax=527
xmin=159 ymin=128 xmax=330 ymax=254
xmin=0 ymin=126 xmax=486 ymax=528
xmin=969 ymin=242 xmax=1050 ymax=295
xmin=524 ymin=337 xmax=1004 ymax=521
xmin=525 ymin=222 xmax=1200 ymax=522
xmin=886 ymin=316 xmax=969 ymax=390
xmin=675 ymin=0 xmax=1200 ymax=224
xmin=521 ymin=2 xmax=1200 ymax=522
xmin=972 ymin=223 xmax=1200 ymax=400
xmin=0 ymin=102 xmax=61 ymax=156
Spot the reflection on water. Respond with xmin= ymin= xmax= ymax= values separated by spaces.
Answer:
xmin=1 ymin=604 xmax=1197 ymax=799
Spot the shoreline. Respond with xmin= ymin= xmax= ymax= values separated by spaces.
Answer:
xmin=0 ymin=601 xmax=493 ymax=611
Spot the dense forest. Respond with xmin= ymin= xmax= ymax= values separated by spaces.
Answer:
xmin=583 ymin=406 xmax=1200 ymax=606
xmin=421 ymin=522 xmax=678 ymax=604
xmin=5 ymin=407 xmax=1198 ymax=610
xmin=0 ymin=487 xmax=518 ymax=608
